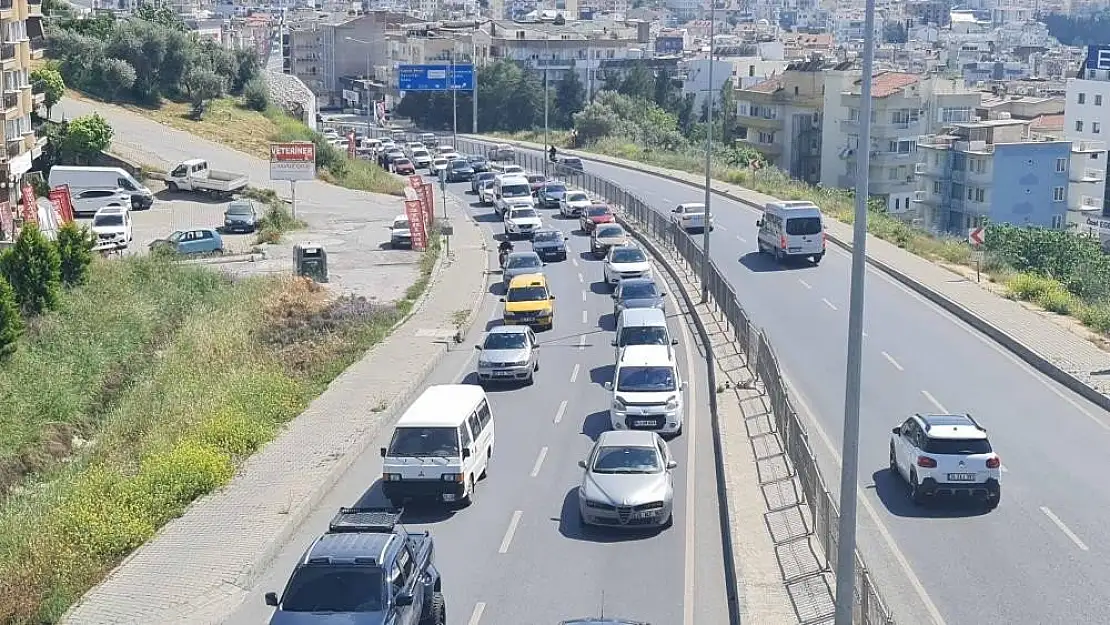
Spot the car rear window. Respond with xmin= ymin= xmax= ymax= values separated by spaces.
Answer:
xmin=923 ymin=438 xmax=993 ymax=455
xmin=785 ymin=217 xmax=822 ymax=236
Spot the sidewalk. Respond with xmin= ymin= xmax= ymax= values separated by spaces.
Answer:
xmin=60 ymin=207 xmax=490 ymax=625
xmin=465 ymin=134 xmax=1110 ymax=406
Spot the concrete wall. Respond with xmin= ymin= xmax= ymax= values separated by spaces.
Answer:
xmin=264 ymin=69 xmax=318 ymax=131
xmin=989 ymin=141 xmax=1071 ymax=228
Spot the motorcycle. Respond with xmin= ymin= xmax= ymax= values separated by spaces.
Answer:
xmin=499 ymin=249 xmax=511 ymax=269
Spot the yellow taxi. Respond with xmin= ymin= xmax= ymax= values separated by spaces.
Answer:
xmin=501 ymin=273 xmax=555 ymax=330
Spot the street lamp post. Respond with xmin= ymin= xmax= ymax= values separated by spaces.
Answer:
xmin=450 ymin=49 xmax=459 ymax=146
xmin=543 ymin=36 xmax=550 ymax=178
xmin=346 ymin=36 xmax=378 ymax=132
xmin=701 ymin=7 xmax=715 ymax=304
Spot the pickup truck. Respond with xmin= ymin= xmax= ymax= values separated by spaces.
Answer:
xmin=264 ymin=507 xmax=445 ymax=625
xmin=165 ymin=159 xmax=249 ymax=198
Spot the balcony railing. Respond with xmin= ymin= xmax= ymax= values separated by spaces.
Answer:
xmin=0 ymin=44 xmax=15 ymax=62
xmin=7 ymin=141 xmax=20 ymax=158
xmin=27 ymin=0 xmax=41 ymax=5
xmin=2 ymin=92 xmax=18 ymax=111
xmin=0 ymin=0 xmax=12 ymax=10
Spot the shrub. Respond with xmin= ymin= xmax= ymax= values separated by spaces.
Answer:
xmin=0 ymin=275 xmax=21 ymax=358
xmin=242 ymin=77 xmax=269 ymax=112
xmin=0 ymin=223 xmax=62 ymax=315
xmin=55 ymin=222 xmax=95 ymax=286
xmin=1036 ymin=287 xmax=1075 ymax=315
xmin=1006 ymin=273 xmax=1059 ymax=301
xmin=1077 ymin=303 xmax=1110 ymax=334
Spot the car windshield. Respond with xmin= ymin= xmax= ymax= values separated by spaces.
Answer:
xmin=785 ymin=217 xmax=822 ymax=236
xmin=93 ymin=214 xmax=124 ymax=227
xmin=922 ymin=438 xmax=993 ymax=455
xmin=597 ymin=226 xmax=623 ymax=238
xmin=527 ymin=175 xmax=545 ymax=183
xmin=226 ymin=203 xmax=253 ymax=215
xmin=506 ymin=255 xmax=541 ymax=269
xmin=479 ymin=173 xmax=495 ymax=180
xmin=485 ymin=332 xmax=528 ymax=349
xmin=620 ymin=283 xmax=657 ymax=299
xmin=395 ymin=159 xmax=411 ymax=166
xmin=167 ymin=231 xmax=184 ymax=242
xmin=394 ymin=219 xmax=410 ymax=230
xmin=566 ymin=193 xmax=588 ymax=203
xmin=563 ymin=158 xmax=582 ymax=166
xmin=587 ymin=206 xmax=611 ymax=217
xmin=386 ymin=426 xmax=459 ymax=457
xmin=510 ymin=209 xmax=539 ymax=219
xmin=533 ymin=231 xmax=561 ymax=243
xmin=505 ymin=166 xmax=523 ymax=173
xmin=501 ymin=184 xmax=530 ymax=197
xmin=611 ymin=248 xmax=645 ymax=263
xmin=544 ymin=184 xmax=566 ymax=193
xmin=451 ymin=160 xmax=469 ymax=168
xmin=281 ymin=566 xmax=383 ymax=612
xmin=617 ymin=365 xmax=676 ymax=392
xmin=591 ymin=446 xmax=662 ymax=474
xmin=619 ymin=326 xmax=670 ymax=347
xmin=507 ymin=286 xmax=549 ymax=302
xmin=413 ymin=150 xmax=428 ymax=157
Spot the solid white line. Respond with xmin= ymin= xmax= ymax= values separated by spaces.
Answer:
xmin=578 ymin=272 xmax=584 ymax=283
xmin=1040 ymin=507 xmax=1089 ymax=551
xmin=578 ymin=335 xmax=586 ymax=350
xmin=822 ymin=297 xmax=838 ymax=310
xmin=571 ymin=256 xmax=579 ymax=267
xmin=554 ymin=399 xmax=568 ymax=424
xmin=530 ymin=447 xmax=549 ymax=477
xmin=882 ymin=351 xmax=905 ymax=372
xmin=671 ymin=284 xmax=699 ymax=625
xmin=798 ymin=279 xmax=813 ymax=290
xmin=498 ymin=511 xmax=523 ymax=554
xmin=467 ymin=602 xmax=486 ymax=625
xmin=570 ymin=363 xmax=580 ymax=383
xmin=582 ymin=310 xmax=588 ymax=324
xmin=921 ymin=390 xmax=948 ymax=413
xmin=735 ymin=234 xmax=746 ymax=243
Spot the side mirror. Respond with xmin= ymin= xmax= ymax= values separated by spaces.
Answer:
xmin=499 ymin=297 xmax=506 ymax=302
xmin=660 ymin=291 xmax=667 ymax=297
xmin=892 ymin=426 xmax=901 ymax=436
xmin=395 ymin=593 xmax=414 ymax=607
xmin=462 ymin=448 xmax=472 ymax=459
xmin=671 ymin=338 xmax=679 ymax=345
xmin=549 ymin=294 xmax=556 ymax=300
xmin=578 ymin=459 xmax=587 ymax=468
xmin=474 ymin=345 xmax=482 ymax=350
xmin=610 ymin=293 xmax=617 ymax=299
xmin=603 ymin=381 xmax=613 ymax=390
xmin=666 ymin=460 xmax=678 ymax=469
xmin=756 ymin=219 xmax=763 ymax=227
xmin=264 ymin=592 xmax=279 ymax=607
xmin=681 ymin=381 xmax=688 ymax=390
xmin=610 ymin=340 xmax=617 ymax=346
xmin=379 ymin=447 xmax=387 ymax=457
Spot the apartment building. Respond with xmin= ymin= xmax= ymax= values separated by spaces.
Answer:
xmin=821 ymin=71 xmax=982 ymax=218
xmin=6 ymin=0 xmax=44 ymax=206
xmin=734 ymin=58 xmax=829 ymax=184
xmin=915 ymin=119 xmax=1073 ymax=234
xmin=1064 ymin=46 xmax=1110 ymax=217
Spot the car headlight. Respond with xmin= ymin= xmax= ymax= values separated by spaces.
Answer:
xmin=382 ymin=473 xmax=402 ymax=481
xmin=442 ymin=473 xmax=464 ymax=482
xmin=612 ymin=397 xmax=626 ymax=410
xmin=665 ymin=395 xmax=679 ymax=410
xmin=224 ymin=219 xmax=233 ymax=225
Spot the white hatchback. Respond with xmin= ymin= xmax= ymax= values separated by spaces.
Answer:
xmin=603 ymin=244 xmax=654 ymax=286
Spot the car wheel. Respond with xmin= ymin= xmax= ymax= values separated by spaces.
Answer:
xmin=167 ymin=181 xmax=179 ymax=192
xmin=909 ymin=472 xmax=927 ymax=506
xmin=813 ymin=253 xmax=824 ymax=265
xmin=985 ymin=493 xmax=1000 ymax=511
xmin=459 ymin=475 xmax=476 ymax=507
xmin=533 ymin=359 xmax=540 ymax=372
xmin=420 ymin=591 xmax=446 ymax=625
xmin=888 ymin=445 xmax=899 ymax=477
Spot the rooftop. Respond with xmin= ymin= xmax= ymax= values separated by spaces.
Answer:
xmin=308 ymin=529 xmax=393 ymax=563
xmin=850 ymin=71 xmax=920 ymax=98
xmin=918 ymin=414 xmax=987 ymax=440
xmin=745 ymin=77 xmax=783 ymax=94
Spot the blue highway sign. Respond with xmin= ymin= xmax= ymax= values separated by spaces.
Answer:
xmin=397 ymin=64 xmax=475 ymax=91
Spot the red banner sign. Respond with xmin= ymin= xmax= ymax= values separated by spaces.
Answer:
xmin=419 ymin=183 xmax=433 ymax=230
xmin=408 ymin=175 xmax=423 ymax=189
xmin=404 ymin=199 xmax=428 ymax=251
xmin=347 ymin=131 xmax=357 ymax=160
xmin=48 ymin=185 xmax=74 ymax=224
xmin=20 ymin=184 xmax=36 ymax=226
xmin=0 ymin=201 xmax=11 ymax=241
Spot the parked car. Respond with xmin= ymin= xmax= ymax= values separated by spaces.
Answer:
xmin=149 ymin=227 xmax=225 ymax=255
xmin=471 ymin=171 xmax=497 ymax=194
xmin=580 ymin=204 xmax=616 ymax=233
xmin=223 ymin=200 xmax=258 ymax=233
xmin=388 ymin=214 xmax=413 ymax=249
xmin=536 ymin=182 xmax=567 ymax=208
xmin=559 ymin=191 xmax=592 ymax=218
xmin=165 ymin=159 xmax=248 ymax=198
xmin=392 ymin=158 xmax=416 ymax=176
xmin=467 ymin=154 xmax=490 ymax=172
xmin=90 ymin=206 xmax=132 ymax=249
xmin=530 ymin=228 xmax=568 ymax=261
xmin=72 ymin=187 xmax=132 ymax=218
xmin=446 ymin=158 xmax=475 ymax=182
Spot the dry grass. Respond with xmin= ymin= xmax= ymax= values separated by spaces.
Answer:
xmin=121 ymin=97 xmax=280 ymax=160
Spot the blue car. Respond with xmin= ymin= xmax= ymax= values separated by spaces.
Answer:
xmin=446 ymin=159 xmax=474 ymax=182
xmin=149 ymin=227 xmax=225 ymax=255
xmin=530 ymin=228 xmax=567 ymax=261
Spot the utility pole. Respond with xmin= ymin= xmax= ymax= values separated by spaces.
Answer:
xmin=472 ymin=38 xmax=478 ymax=134
xmin=832 ymin=0 xmax=876 ymax=621
xmin=543 ymin=36 xmax=550 ymax=178
xmin=700 ymin=6 xmax=715 ymax=304
xmin=451 ymin=48 xmax=458 ymax=146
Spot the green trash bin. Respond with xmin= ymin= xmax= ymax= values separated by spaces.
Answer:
xmin=294 ymin=242 xmax=329 ymax=283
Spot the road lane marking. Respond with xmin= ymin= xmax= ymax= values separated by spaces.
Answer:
xmin=582 ymin=310 xmax=588 ymax=324
xmin=921 ymin=390 xmax=948 ymax=413
xmin=467 ymin=602 xmax=486 ymax=625
xmin=714 ymin=223 xmax=727 ymax=232
xmin=798 ymin=279 xmax=813 ymax=290
xmin=498 ymin=511 xmax=523 ymax=553
xmin=571 ymin=256 xmax=579 ymax=267
xmin=570 ymin=363 xmax=580 ymax=382
xmin=736 ymin=234 xmax=746 ymax=243
xmin=530 ymin=447 xmax=549 ymax=477
xmin=554 ymin=399 xmax=568 ymax=424
xmin=669 ymin=282 xmax=699 ymax=625
xmin=578 ymin=272 xmax=584 ymax=283
xmin=882 ymin=351 xmax=904 ymax=371
xmin=582 ymin=290 xmax=587 ymax=302
xmin=822 ymin=298 xmax=838 ymax=310
xmin=1040 ymin=507 xmax=1089 ymax=551
xmin=578 ymin=335 xmax=586 ymax=350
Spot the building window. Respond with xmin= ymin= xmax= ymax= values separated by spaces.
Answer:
xmin=933 ymin=181 xmax=942 ymax=194
xmin=1052 ymin=214 xmax=1064 ymax=228
xmin=1076 ymin=120 xmax=1084 ymax=132
xmin=889 ymin=168 xmax=899 ymax=180
xmin=939 ymin=107 xmax=971 ymax=123
xmin=1098 ymin=95 xmax=1104 ymax=106
xmin=1056 ymin=158 xmax=1067 ymax=172
xmin=1095 ymin=122 xmax=1102 ymax=134
xmin=849 ymin=108 xmax=859 ymax=121
xmin=1053 ymin=186 xmax=1065 ymax=201
xmin=967 ymin=187 xmax=984 ymax=202
xmin=1078 ymin=93 xmax=1087 ymax=104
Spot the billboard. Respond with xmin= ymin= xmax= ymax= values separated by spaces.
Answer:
xmin=20 ymin=184 xmax=36 ymax=225
xmin=48 ymin=185 xmax=74 ymax=224
xmin=398 ymin=64 xmax=475 ymax=91
xmin=270 ymin=141 xmax=317 ymax=181
xmin=404 ymin=199 xmax=428 ymax=251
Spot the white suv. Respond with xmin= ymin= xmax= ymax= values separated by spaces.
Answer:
xmin=605 ymin=345 xmax=685 ymax=437
xmin=91 ymin=206 xmax=133 ymax=249
xmin=503 ymin=206 xmax=543 ymax=238
xmin=889 ymin=413 xmax=1001 ymax=510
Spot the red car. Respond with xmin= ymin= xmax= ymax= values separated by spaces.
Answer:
xmin=527 ymin=174 xmax=548 ymax=192
xmin=579 ymin=204 xmax=615 ymax=233
xmin=392 ymin=158 xmax=416 ymax=175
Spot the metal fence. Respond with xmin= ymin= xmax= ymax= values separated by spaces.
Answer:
xmin=350 ymin=126 xmax=894 ymax=625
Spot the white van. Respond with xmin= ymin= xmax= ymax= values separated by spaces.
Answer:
xmin=48 ymin=166 xmax=154 ymax=210
xmin=756 ymin=201 xmax=826 ymax=264
xmin=379 ymin=384 xmax=495 ymax=508
xmin=605 ymin=344 xmax=686 ymax=437
xmin=612 ymin=307 xmax=677 ymax=360
xmin=493 ymin=174 xmax=533 ymax=215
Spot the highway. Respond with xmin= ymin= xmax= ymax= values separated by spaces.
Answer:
xmin=454 ymin=137 xmax=1110 ymax=625
xmin=226 ymin=174 xmax=730 ymax=624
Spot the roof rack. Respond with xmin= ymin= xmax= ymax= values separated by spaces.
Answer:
xmin=328 ymin=507 xmax=403 ymax=534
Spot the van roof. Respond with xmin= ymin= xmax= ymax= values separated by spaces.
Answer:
xmin=396 ymin=384 xmax=486 ymax=428
xmin=498 ymin=175 xmax=529 ymax=184
xmin=51 ymin=166 xmax=130 ymax=173
xmin=767 ymin=201 xmax=820 ymax=214
xmin=619 ymin=307 xmax=668 ymax=327
xmin=617 ymin=344 xmax=676 ymax=367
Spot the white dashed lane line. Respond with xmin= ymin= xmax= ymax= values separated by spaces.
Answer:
xmin=498 ymin=511 xmax=523 ymax=554
xmin=578 ymin=272 xmax=584 ymax=283
xmin=921 ymin=390 xmax=948 ymax=413
xmin=822 ymin=297 xmax=838 ymax=311
xmin=798 ymin=278 xmax=813 ymax=290
xmin=530 ymin=447 xmax=549 ymax=477
xmin=571 ymin=256 xmax=579 ymax=267
xmin=570 ymin=363 xmax=580 ymax=383
xmin=881 ymin=351 xmax=904 ymax=372
xmin=467 ymin=602 xmax=486 ymax=625
xmin=581 ymin=290 xmax=587 ymax=302
xmin=582 ymin=310 xmax=588 ymax=324
xmin=578 ymin=335 xmax=586 ymax=350
xmin=554 ymin=399 xmax=568 ymax=424
xmin=1040 ymin=507 xmax=1089 ymax=551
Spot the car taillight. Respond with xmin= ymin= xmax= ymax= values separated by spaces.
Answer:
xmin=986 ymin=456 xmax=1001 ymax=469
xmin=916 ymin=456 xmax=937 ymax=468
xmin=780 ymin=235 xmax=787 ymax=249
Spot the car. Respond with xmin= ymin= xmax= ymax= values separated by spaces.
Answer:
xmin=410 ymin=148 xmax=432 ymax=169
xmin=536 ymin=182 xmax=568 ymax=208
xmin=477 ymin=179 xmax=498 ymax=206
xmin=889 ymin=413 xmax=1001 ymax=509
xmin=671 ymin=202 xmax=714 ymax=231
xmin=577 ymin=430 xmax=676 ymax=529
xmin=475 ymin=325 xmax=540 ymax=385
xmin=612 ymin=307 xmax=676 ymax=360
xmin=501 ymin=164 xmax=525 ymax=175
xmin=405 ymin=141 xmax=424 ymax=155
xmin=612 ymin=277 xmax=666 ymax=318
xmin=442 ymin=152 xmax=462 ymax=163
xmin=501 ymin=250 xmax=545 ymax=288
xmin=149 ymin=227 xmax=224 ymax=255
xmin=526 ymin=174 xmax=547 ymax=193
xmin=487 ymin=143 xmax=515 ymax=161
xmin=471 ymin=171 xmax=497 ymax=194
xmin=501 ymin=273 xmax=555 ymax=330
xmin=579 ymin=204 xmax=615 ymax=233
xmin=431 ymin=157 xmax=450 ymax=175
xmin=388 ymin=214 xmax=413 ymax=249
xmin=392 ymin=158 xmax=416 ymax=176
xmin=555 ymin=156 xmax=585 ymax=175
xmin=605 ymin=344 xmax=686 ymax=436
xmin=503 ymin=206 xmax=543 ymax=239
xmin=602 ymin=244 xmax=654 ymax=285
xmin=90 ymin=206 xmax=132 ymax=249
xmin=530 ymin=228 xmax=568 ymax=261
xmin=559 ymin=190 xmax=592 ymax=218
xmin=435 ymin=144 xmax=455 ymax=156
xmin=446 ymin=158 xmax=475 ymax=182
xmin=263 ymin=507 xmax=446 ymax=625
xmin=223 ymin=200 xmax=258 ymax=234
xmin=72 ymin=187 xmax=132 ymax=218
xmin=385 ymin=149 xmax=406 ymax=164
xmin=467 ymin=154 xmax=490 ymax=172
xmin=756 ymin=201 xmax=826 ymax=264
xmin=591 ymin=223 xmax=629 ymax=258
xmin=420 ymin=132 xmax=437 ymax=148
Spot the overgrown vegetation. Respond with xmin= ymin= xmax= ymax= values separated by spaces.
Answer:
xmin=242 ymin=187 xmax=307 ymax=244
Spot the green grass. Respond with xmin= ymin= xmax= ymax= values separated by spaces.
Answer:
xmin=0 ymin=240 xmax=443 ymax=622
xmin=242 ymin=187 xmax=307 ymax=245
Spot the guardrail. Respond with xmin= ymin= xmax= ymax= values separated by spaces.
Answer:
xmin=349 ymin=125 xmax=896 ymax=625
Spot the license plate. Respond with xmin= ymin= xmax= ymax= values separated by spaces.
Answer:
xmin=492 ymin=371 xmax=512 ymax=377
xmin=634 ymin=510 xmax=659 ymax=519
xmin=947 ymin=473 xmax=976 ymax=481
xmin=789 ymin=247 xmax=802 ymax=252
xmin=442 ymin=494 xmax=456 ymax=501
xmin=633 ymin=420 xmax=657 ymax=427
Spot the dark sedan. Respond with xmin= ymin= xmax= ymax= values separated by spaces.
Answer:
xmin=446 ymin=159 xmax=475 ymax=182
xmin=530 ymin=228 xmax=568 ymax=261
xmin=536 ymin=183 xmax=567 ymax=208
xmin=222 ymin=200 xmax=258 ymax=233
xmin=612 ymin=277 xmax=666 ymax=317
xmin=467 ymin=154 xmax=490 ymax=172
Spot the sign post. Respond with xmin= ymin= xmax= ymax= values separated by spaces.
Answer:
xmin=968 ymin=226 xmax=985 ymax=283
xmin=439 ymin=172 xmax=449 ymax=257
xmin=270 ymin=141 xmax=317 ymax=220
xmin=0 ymin=201 xmax=11 ymax=241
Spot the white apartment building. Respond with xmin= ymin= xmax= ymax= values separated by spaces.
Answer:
xmin=1063 ymin=48 xmax=1110 ymax=219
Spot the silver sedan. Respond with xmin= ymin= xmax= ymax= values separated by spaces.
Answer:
xmin=577 ymin=430 xmax=676 ymax=529
xmin=474 ymin=325 xmax=539 ymax=385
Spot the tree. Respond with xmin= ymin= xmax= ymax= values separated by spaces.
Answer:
xmin=0 ymin=274 xmax=21 ymax=360
xmin=883 ymin=22 xmax=908 ymax=43
xmin=60 ymin=114 xmax=113 ymax=164
xmin=30 ymin=66 xmax=65 ymax=116
xmin=553 ymin=69 xmax=586 ymax=129
xmin=618 ymin=62 xmax=654 ymax=102
xmin=242 ymin=77 xmax=270 ymax=112
xmin=182 ymin=66 xmax=227 ymax=111
xmin=94 ymin=57 xmax=137 ymax=101
xmin=134 ymin=1 xmax=187 ymax=32
xmin=718 ymin=78 xmax=738 ymax=143
xmin=55 ymin=222 xmax=95 ymax=287
xmin=0 ymin=224 xmax=62 ymax=316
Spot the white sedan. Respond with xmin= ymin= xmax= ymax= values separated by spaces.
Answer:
xmin=671 ymin=202 xmax=714 ymax=231
xmin=432 ymin=157 xmax=450 ymax=176
xmin=603 ymin=244 xmax=655 ymax=286
xmin=503 ymin=207 xmax=543 ymax=238
xmin=478 ymin=181 xmax=498 ymax=206
xmin=560 ymin=191 xmax=592 ymax=218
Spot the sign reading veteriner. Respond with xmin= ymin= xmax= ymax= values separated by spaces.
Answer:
xmin=270 ymin=141 xmax=316 ymax=181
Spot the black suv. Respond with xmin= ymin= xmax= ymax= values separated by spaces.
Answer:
xmin=265 ymin=507 xmax=446 ymax=625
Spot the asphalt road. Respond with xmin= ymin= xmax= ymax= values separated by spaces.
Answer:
xmin=224 ymin=175 xmax=730 ymax=625
xmin=455 ymin=138 xmax=1110 ymax=625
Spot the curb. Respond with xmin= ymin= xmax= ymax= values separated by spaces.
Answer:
xmin=465 ymin=134 xmax=1110 ymax=413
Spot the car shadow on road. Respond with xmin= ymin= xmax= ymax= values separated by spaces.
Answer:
xmin=555 ymin=488 xmax=664 ymax=543
xmin=588 ymin=365 xmax=613 ymax=388
xmin=870 ymin=469 xmax=992 ymax=519
xmin=488 ymin=281 xmax=508 ymax=296
xmin=597 ymin=312 xmax=617 ymax=332
xmin=589 ymin=280 xmax=612 ymax=295
xmin=459 ymin=371 xmax=524 ymax=393
xmin=473 ymin=210 xmax=503 ymax=224
xmin=581 ymin=410 xmax=611 ymax=441
xmin=354 ymin=481 xmax=457 ymax=524
xmin=578 ymin=251 xmax=599 ymax=263
xmin=738 ymin=251 xmax=789 ymax=273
